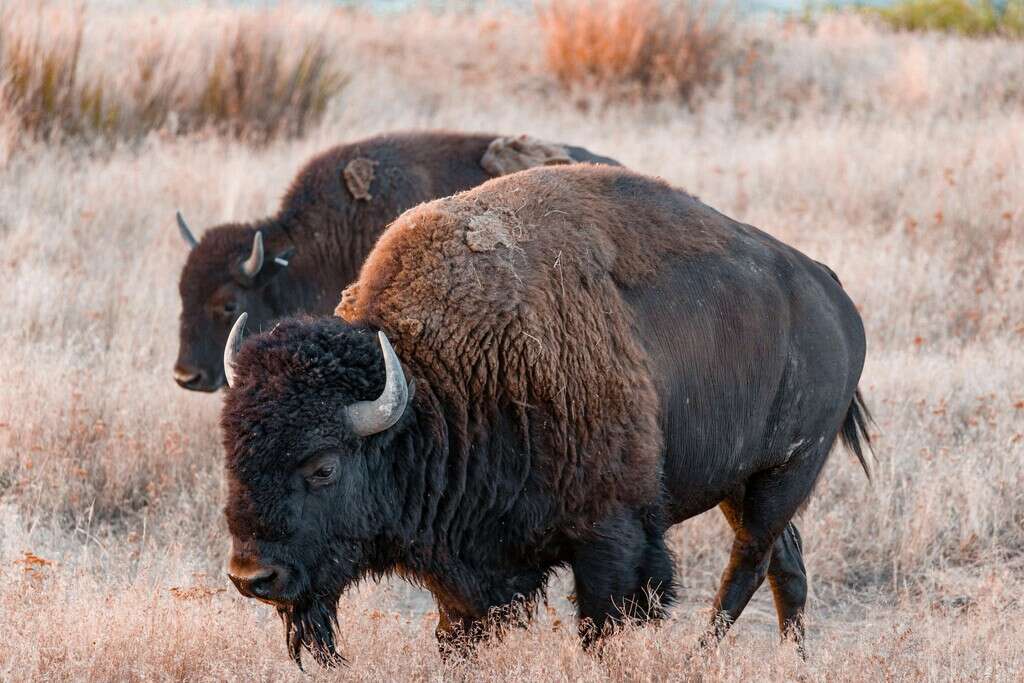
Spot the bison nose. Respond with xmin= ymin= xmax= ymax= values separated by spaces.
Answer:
xmin=174 ymin=363 xmax=202 ymax=387
xmin=229 ymin=567 xmax=276 ymax=598
xmin=174 ymin=363 xmax=221 ymax=391
xmin=228 ymin=563 xmax=292 ymax=602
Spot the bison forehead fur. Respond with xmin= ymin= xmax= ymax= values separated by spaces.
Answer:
xmin=221 ymin=318 xmax=384 ymax=465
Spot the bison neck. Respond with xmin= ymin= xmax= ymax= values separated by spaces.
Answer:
xmin=370 ymin=387 xmax=565 ymax=618
xmin=274 ymin=212 xmax=375 ymax=316
xmin=252 ymin=218 xmax=354 ymax=318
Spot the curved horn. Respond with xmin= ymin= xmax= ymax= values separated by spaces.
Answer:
xmin=176 ymin=211 xmax=199 ymax=249
xmin=223 ymin=312 xmax=247 ymax=388
xmin=241 ymin=232 xmax=264 ymax=279
xmin=345 ymin=332 xmax=409 ymax=437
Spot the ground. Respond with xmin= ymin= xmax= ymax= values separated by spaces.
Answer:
xmin=0 ymin=4 xmax=1022 ymax=681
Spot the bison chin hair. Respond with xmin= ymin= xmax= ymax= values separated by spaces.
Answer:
xmin=278 ymin=593 xmax=346 ymax=669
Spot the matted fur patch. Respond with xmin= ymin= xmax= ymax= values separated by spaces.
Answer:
xmin=396 ymin=317 xmax=424 ymax=338
xmin=335 ymin=283 xmax=359 ymax=319
xmin=480 ymin=135 xmax=574 ymax=176
xmin=466 ymin=209 xmax=518 ymax=252
xmin=343 ymin=157 xmax=379 ymax=201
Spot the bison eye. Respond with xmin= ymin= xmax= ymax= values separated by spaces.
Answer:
xmin=223 ymin=301 xmax=238 ymax=314
xmin=308 ymin=464 xmax=336 ymax=486
xmin=301 ymin=454 xmax=340 ymax=489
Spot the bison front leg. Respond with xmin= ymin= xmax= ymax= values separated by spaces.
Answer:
xmin=434 ymin=603 xmax=488 ymax=661
xmin=433 ymin=586 xmax=540 ymax=661
xmin=571 ymin=508 xmax=675 ymax=648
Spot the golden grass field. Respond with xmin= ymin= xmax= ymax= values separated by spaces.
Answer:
xmin=1 ymin=2 xmax=1022 ymax=680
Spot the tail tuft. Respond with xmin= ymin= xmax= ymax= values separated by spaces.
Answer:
xmin=840 ymin=389 xmax=875 ymax=480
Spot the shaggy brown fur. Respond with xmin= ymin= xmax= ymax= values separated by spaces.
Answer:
xmin=175 ymin=131 xmax=620 ymax=391
xmin=337 ymin=164 xmax=729 ymax=524
xmin=342 ymin=157 xmax=379 ymax=200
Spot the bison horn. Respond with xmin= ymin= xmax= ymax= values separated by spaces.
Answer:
xmin=176 ymin=211 xmax=199 ymax=249
xmin=223 ymin=312 xmax=247 ymax=388
xmin=345 ymin=331 xmax=409 ymax=437
xmin=241 ymin=232 xmax=264 ymax=279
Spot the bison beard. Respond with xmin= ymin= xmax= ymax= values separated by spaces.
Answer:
xmin=279 ymin=595 xmax=346 ymax=669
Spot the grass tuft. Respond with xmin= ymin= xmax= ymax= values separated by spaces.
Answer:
xmin=537 ymin=0 xmax=737 ymax=101
xmin=0 ymin=6 xmax=347 ymax=145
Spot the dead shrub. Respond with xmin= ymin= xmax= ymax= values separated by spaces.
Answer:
xmin=537 ymin=0 xmax=736 ymax=101
xmin=190 ymin=20 xmax=347 ymax=142
xmin=0 ymin=6 xmax=347 ymax=145
xmin=0 ymin=6 xmax=92 ymax=139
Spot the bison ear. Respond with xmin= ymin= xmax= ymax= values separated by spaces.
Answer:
xmin=272 ymin=247 xmax=295 ymax=268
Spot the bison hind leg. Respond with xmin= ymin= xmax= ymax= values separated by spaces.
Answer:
xmin=719 ymin=498 xmax=808 ymax=657
xmin=571 ymin=508 xmax=675 ymax=648
xmin=706 ymin=448 xmax=828 ymax=657
xmin=768 ymin=523 xmax=808 ymax=656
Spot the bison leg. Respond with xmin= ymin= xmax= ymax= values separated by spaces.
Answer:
xmin=705 ymin=460 xmax=821 ymax=653
xmin=767 ymin=523 xmax=807 ymax=654
xmin=571 ymin=509 xmax=675 ymax=648
xmin=719 ymin=500 xmax=807 ymax=656
xmin=433 ymin=586 xmax=539 ymax=661
xmin=434 ymin=603 xmax=487 ymax=661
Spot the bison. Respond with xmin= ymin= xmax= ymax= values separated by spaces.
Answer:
xmin=219 ymin=164 xmax=871 ymax=667
xmin=174 ymin=131 xmax=619 ymax=391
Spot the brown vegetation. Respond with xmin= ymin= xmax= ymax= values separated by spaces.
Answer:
xmin=537 ymin=0 xmax=737 ymax=100
xmin=0 ymin=4 xmax=346 ymax=144
xmin=0 ymin=3 xmax=1022 ymax=681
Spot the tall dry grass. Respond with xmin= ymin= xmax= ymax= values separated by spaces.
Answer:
xmin=0 ymin=3 xmax=346 ymax=144
xmin=537 ymin=0 xmax=739 ymax=101
xmin=0 ymin=4 xmax=1023 ymax=681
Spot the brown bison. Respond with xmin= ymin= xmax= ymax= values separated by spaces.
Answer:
xmin=219 ymin=164 xmax=871 ymax=667
xmin=174 ymin=131 xmax=619 ymax=391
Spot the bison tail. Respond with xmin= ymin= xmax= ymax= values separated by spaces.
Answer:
xmin=840 ymin=388 xmax=875 ymax=480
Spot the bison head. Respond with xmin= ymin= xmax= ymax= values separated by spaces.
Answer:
xmin=174 ymin=212 xmax=294 ymax=392
xmin=220 ymin=315 xmax=410 ymax=667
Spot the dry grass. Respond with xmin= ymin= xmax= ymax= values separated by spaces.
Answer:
xmin=1 ymin=4 xmax=1023 ymax=681
xmin=0 ymin=3 xmax=346 ymax=145
xmin=537 ymin=0 xmax=738 ymax=100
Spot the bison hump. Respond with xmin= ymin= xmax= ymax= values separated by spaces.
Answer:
xmin=480 ymin=135 xmax=574 ymax=177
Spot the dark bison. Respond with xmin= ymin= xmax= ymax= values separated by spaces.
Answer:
xmin=219 ymin=164 xmax=871 ymax=667
xmin=174 ymin=131 xmax=619 ymax=391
